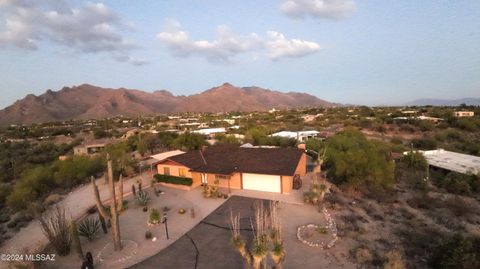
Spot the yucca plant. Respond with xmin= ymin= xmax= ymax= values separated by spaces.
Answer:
xmin=78 ymin=216 xmax=101 ymax=241
xmin=136 ymin=190 xmax=151 ymax=206
xmin=38 ymin=206 xmax=72 ymax=256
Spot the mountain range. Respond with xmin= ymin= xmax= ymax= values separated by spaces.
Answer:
xmin=0 ymin=83 xmax=334 ymax=125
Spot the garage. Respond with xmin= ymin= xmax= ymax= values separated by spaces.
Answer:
xmin=242 ymin=173 xmax=281 ymax=193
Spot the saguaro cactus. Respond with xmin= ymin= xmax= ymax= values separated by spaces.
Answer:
xmin=91 ymin=155 xmax=124 ymax=251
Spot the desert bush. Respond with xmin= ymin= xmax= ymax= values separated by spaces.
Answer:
xmin=436 ymin=172 xmax=478 ymax=195
xmin=324 ymin=129 xmax=395 ymax=195
xmin=383 ymin=250 xmax=406 ymax=269
xmin=429 ymin=234 xmax=480 ymax=269
xmin=77 ymin=216 xmax=101 ymax=241
xmin=136 ymin=190 xmax=150 ymax=206
xmin=38 ymin=206 xmax=71 ymax=256
xmin=149 ymin=208 xmax=161 ymax=224
xmin=411 ymin=137 xmax=437 ymax=150
xmin=443 ymin=196 xmax=475 ymax=218
xmin=145 ymin=230 xmax=152 ymax=239
xmin=354 ymin=247 xmax=373 ymax=264
xmin=44 ymin=193 xmax=63 ymax=206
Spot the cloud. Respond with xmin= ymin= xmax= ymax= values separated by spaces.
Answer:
xmin=0 ymin=0 xmax=145 ymax=65
xmin=157 ymin=21 xmax=261 ymax=63
xmin=280 ymin=0 xmax=355 ymax=20
xmin=265 ymin=31 xmax=320 ymax=60
xmin=157 ymin=21 xmax=319 ymax=62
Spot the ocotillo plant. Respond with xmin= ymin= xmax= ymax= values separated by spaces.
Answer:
xmin=91 ymin=155 xmax=124 ymax=251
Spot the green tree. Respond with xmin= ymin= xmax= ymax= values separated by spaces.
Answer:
xmin=215 ymin=134 xmax=240 ymax=145
xmin=324 ymin=129 xmax=395 ymax=194
xmin=172 ymin=132 xmax=207 ymax=151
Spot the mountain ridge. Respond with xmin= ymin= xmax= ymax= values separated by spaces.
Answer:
xmin=0 ymin=83 xmax=335 ymax=125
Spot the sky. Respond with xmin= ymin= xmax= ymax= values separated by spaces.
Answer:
xmin=0 ymin=0 xmax=479 ymax=109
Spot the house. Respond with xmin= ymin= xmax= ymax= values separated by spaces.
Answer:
xmin=418 ymin=149 xmax=480 ymax=175
xmin=73 ymin=141 xmax=107 ymax=155
xmin=193 ymin=127 xmax=227 ymax=137
xmin=155 ymin=145 xmax=306 ymax=194
xmin=454 ymin=111 xmax=474 ymax=117
xmin=270 ymin=130 xmax=320 ymax=142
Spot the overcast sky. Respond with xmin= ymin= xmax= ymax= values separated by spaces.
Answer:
xmin=0 ymin=0 xmax=479 ymax=109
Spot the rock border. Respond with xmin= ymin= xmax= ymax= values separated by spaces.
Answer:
xmin=297 ymin=207 xmax=338 ymax=249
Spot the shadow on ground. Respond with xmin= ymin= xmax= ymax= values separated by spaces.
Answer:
xmin=130 ymin=196 xmax=264 ymax=269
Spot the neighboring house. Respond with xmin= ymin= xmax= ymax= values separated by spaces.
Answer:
xmin=417 ymin=149 xmax=480 ymax=175
xmin=193 ymin=127 xmax=227 ymax=138
xmin=270 ymin=130 xmax=320 ymax=142
xmin=156 ymin=145 xmax=306 ymax=194
xmin=73 ymin=142 xmax=107 ymax=155
xmin=454 ymin=111 xmax=474 ymax=117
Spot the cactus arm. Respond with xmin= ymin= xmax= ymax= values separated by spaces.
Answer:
xmin=117 ymin=174 xmax=124 ymax=211
xmin=91 ymin=176 xmax=109 ymax=219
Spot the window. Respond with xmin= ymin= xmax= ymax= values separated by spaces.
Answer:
xmin=215 ymin=174 xmax=230 ymax=180
xmin=179 ymin=168 xmax=186 ymax=177
xmin=163 ymin=167 xmax=170 ymax=175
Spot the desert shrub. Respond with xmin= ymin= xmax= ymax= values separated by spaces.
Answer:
xmin=0 ymin=213 xmax=10 ymax=224
xmin=383 ymin=250 xmax=406 ymax=269
xmin=145 ymin=230 xmax=152 ymax=239
xmin=401 ymin=152 xmax=427 ymax=170
xmin=411 ymin=137 xmax=437 ymax=150
xmin=0 ymin=183 xmax=12 ymax=205
xmin=136 ymin=190 xmax=151 ymax=206
xmin=443 ymin=196 xmax=475 ymax=218
xmin=354 ymin=247 xmax=373 ymax=264
xmin=429 ymin=234 xmax=480 ymax=269
xmin=390 ymin=137 xmax=403 ymax=145
xmin=154 ymin=174 xmax=193 ymax=186
xmin=149 ymin=208 xmax=161 ymax=224
xmin=436 ymin=172 xmax=478 ymax=195
xmin=38 ymin=206 xmax=71 ymax=256
xmin=44 ymin=193 xmax=63 ymax=206
xmin=77 ymin=216 xmax=101 ymax=241
xmin=324 ymin=129 xmax=395 ymax=195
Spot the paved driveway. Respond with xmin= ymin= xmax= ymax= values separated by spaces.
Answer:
xmin=130 ymin=196 xmax=258 ymax=269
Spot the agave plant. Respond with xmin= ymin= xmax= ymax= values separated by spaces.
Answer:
xmin=136 ymin=190 xmax=151 ymax=206
xmin=78 ymin=216 xmax=101 ymax=241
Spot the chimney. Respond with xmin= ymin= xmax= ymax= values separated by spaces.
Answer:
xmin=297 ymin=143 xmax=306 ymax=150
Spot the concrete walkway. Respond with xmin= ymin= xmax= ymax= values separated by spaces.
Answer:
xmin=0 ymin=171 xmax=153 ymax=269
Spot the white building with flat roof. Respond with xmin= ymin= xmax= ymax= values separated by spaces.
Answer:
xmin=454 ymin=111 xmax=474 ymax=117
xmin=270 ymin=130 xmax=320 ymax=142
xmin=419 ymin=149 xmax=480 ymax=175
xmin=193 ymin=127 xmax=226 ymax=136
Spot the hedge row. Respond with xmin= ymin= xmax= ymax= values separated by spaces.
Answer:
xmin=154 ymin=174 xmax=193 ymax=186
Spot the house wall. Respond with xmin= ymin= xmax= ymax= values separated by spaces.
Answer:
xmin=281 ymin=176 xmax=293 ymax=194
xmin=156 ymin=160 xmax=192 ymax=178
xmin=205 ymin=172 xmax=242 ymax=190
xmin=295 ymin=153 xmax=307 ymax=177
xmin=190 ymin=172 xmax=202 ymax=187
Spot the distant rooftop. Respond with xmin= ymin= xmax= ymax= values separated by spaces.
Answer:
xmin=420 ymin=149 xmax=480 ymax=175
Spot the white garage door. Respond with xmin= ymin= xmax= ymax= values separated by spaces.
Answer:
xmin=242 ymin=173 xmax=281 ymax=193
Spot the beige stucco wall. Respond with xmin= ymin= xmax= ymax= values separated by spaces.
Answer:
xmin=156 ymin=161 xmax=192 ymax=178
xmin=205 ymin=172 xmax=241 ymax=190
xmin=281 ymin=176 xmax=293 ymax=194
xmin=295 ymin=153 xmax=307 ymax=177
